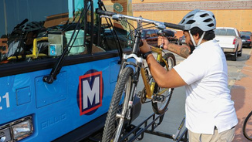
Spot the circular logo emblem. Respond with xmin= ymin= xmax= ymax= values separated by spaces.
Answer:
xmin=114 ymin=3 xmax=123 ymax=13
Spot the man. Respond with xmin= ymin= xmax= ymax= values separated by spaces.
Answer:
xmin=140 ymin=9 xmax=238 ymax=142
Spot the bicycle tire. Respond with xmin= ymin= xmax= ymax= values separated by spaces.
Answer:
xmin=243 ymin=111 xmax=252 ymax=141
xmin=152 ymin=53 xmax=176 ymax=114
xmin=102 ymin=67 xmax=134 ymax=142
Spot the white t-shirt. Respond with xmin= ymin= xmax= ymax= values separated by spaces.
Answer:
xmin=174 ymin=40 xmax=238 ymax=134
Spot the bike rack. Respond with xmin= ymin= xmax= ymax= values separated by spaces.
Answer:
xmin=87 ymin=109 xmax=188 ymax=142
xmin=118 ymin=109 xmax=188 ymax=142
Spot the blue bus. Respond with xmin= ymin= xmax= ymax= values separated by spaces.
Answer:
xmin=0 ymin=0 xmax=141 ymax=141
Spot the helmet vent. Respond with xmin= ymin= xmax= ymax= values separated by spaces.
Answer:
xmin=181 ymin=19 xmax=185 ymax=24
xmin=186 ymin=20 xmax=195 ymax=24
xmin=208 ymin=23 xmax=214 ymax=27
xmin=200 ymin=13 xmax=209 ymax=17
xmin=204 ymin=18 xmax=212 ymax=22
xmin=186 ymin=14 xmax=194 ymax=19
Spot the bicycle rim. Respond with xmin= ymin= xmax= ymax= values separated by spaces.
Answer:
xmin=243 ymin=111 xmax=252 ymax=141
xmin=152 ymin=53 xmax=176 ymax=114
xmin=102 ymin=67 xmax=134 ymax=142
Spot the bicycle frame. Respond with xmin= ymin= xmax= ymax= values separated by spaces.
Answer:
xmin=107 ymin=16 xmax=166 ymax=142
xmin=141 ymin=46 xmax=169 ymax=99
xmin=112 ymin=19 xmax=174 ymax=142
xmin=98 ymin=7 xmax=182 ymax=115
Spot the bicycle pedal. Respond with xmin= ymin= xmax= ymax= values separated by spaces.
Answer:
xmin=152 ymin=95 xmax=164 ymax=103
xmin=137 ymin=91 xmax=142 ymax=98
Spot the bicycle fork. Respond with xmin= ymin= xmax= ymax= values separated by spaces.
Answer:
xmin=114 ymin=54 xmax=142 ymax=142
xmin=114 ymin=83 xmax=133 ymax=141
xmin=114 ymin=77 xmax=139 ymax=142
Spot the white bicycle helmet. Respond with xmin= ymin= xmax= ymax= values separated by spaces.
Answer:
xmin=179 ymin=9 xmax=216 ymax=31
xmin=179 ymin=9 xmax=216 ymax=46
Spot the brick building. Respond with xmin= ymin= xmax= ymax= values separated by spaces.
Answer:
xmin=132 ymin=0 xmax=252 ymax=34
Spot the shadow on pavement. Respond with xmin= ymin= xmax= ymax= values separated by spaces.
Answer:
xmin=226 ymin=54 xmax=251 ymax=62
xmin=231 ymin=85 xmax=245 ymax=112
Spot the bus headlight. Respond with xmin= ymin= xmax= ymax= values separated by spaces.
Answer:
xmin=12 ymin=119 xmax=33 ymax=140
xmin=0 ymin=116 xmax=33 ymax=141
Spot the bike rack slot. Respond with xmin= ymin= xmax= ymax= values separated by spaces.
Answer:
xmin=116 ymin=108 xmax=188 ymax=142
xmin=119 ymin=109 xmax=167 ymax=142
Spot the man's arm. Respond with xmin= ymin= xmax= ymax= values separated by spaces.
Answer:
xmin=140 ymin=40 xmax=187 ymax=88
xmin=145 ymin=54 xmax=187 ymax=88
xmin=158 ymin=36 xmax=190 ymax=58
xmin=166 ymin=43 xmax=190 ymax=58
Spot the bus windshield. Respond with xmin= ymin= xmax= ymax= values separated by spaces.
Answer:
xmin=0 ymin=0 xmax=132 ymax=66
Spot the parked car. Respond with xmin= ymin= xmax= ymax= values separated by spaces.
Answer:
xmin=214 ymin=27 xmax=243 ymax=61
xmin=240 ymin=31 xmax=252 ymax=48
xmin=241 ymin=35 xmax=251 ymax=48
xmin=141 ymin=29 xmax=159 ymax=47
xmin=162 ymin=29 xmax=178 ymax=44
xmin=139 ymin=29 xmax=179 ymax=47
xmin=178 ymin=35 xmax=186 ymax=45
xmin=240 ymin=31 xmax=252 ymax=37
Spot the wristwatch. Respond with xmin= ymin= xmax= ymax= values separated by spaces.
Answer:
xmin=143 ymin=51 xmax=152 ymax=59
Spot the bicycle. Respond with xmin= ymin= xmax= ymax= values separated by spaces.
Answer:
xmin=243 ymin=110 xmax=252 ymax=141
xmin=96 ymin=9 xmax=184 ymax=142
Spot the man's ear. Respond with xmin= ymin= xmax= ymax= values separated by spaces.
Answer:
xmin=195 ymin=33 xmax=200 ymax=39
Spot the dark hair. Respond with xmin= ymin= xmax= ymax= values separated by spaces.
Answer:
xmin=187 ymin=27 xmax=215 ymax=40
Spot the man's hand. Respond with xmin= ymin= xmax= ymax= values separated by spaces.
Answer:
xmin=158 ymin=36 xmax=170 ymax=50
xmin=140 ymin=40 xmax=151 ymax=54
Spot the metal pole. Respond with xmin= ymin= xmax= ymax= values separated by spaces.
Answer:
xmin=3 ymin=0 xmax=8 ymax=35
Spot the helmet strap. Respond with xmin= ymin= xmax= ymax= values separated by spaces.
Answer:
xmin=189 ymin=30 xmax=206 ymax=47
xmin=189 ymin=30 xmax=196 ymax=47
xmin=197 ymin=32 xmax=205 ymax=46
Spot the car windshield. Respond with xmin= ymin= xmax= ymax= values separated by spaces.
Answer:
xmin=241 ymin=35 xmax=250 ymax=39
xmin=240 ymin=31 xmax=252 ymax=36
xmin=215 ymin=29 xmax=236 ymax=36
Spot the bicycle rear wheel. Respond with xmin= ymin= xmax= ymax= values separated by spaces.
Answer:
xmin=102 ymin=67 xmax=134 ymax=142
xmin=152 ymin=53 xmax=176 ymax=114
xmin=243 ymin=111 xmax=252 ymax=141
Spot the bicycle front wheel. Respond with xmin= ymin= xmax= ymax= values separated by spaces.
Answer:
xmin=102 ymin=67 xmax=134 ymax=142
xmin=243 ymin=111 xmax=252 ymax=141
xmin=152 ymin=53 xmax=176 ymax=114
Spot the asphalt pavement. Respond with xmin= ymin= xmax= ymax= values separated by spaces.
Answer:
xmin=231 ymin=48 xmax=252 ymax=142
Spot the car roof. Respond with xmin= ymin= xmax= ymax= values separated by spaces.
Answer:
xmin=216 ymin=27 xmax=236 ymax=30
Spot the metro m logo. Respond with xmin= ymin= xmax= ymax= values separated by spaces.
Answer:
xmin=79 ymin=71 xmax=103 ymax=115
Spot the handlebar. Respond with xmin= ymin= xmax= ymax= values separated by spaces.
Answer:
xmin=164 ymin=22 xmax=184 ymax=31
xmin=96 ymin=9 xmax=184 ymax=30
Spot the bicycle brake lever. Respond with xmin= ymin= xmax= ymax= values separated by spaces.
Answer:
xmin=139 ymin=40 xmax=143 ymax=47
